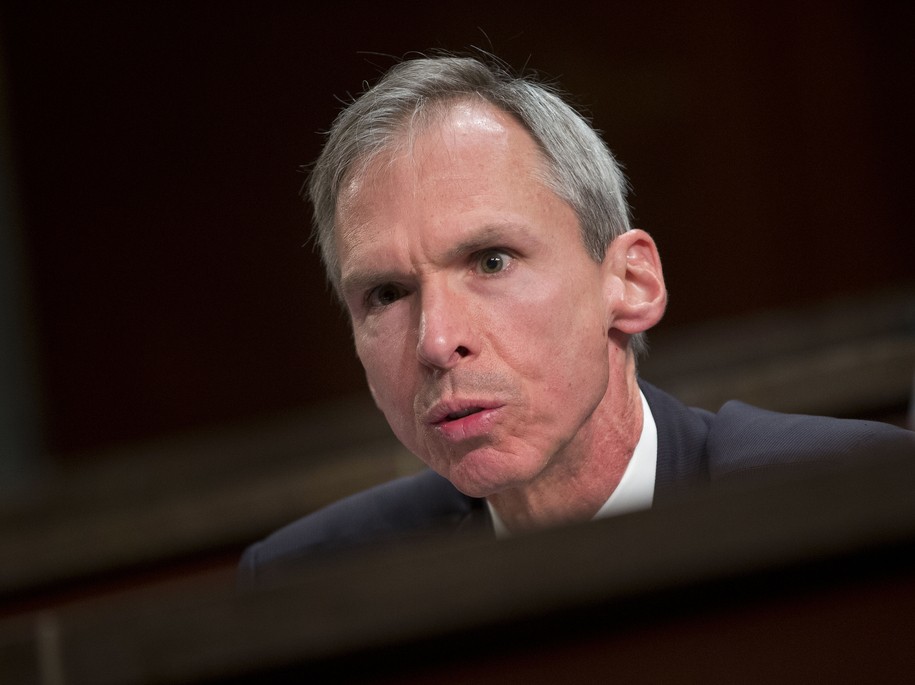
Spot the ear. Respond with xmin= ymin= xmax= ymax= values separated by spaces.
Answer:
xmin=603 ymin=229 xmax=667 ymax=335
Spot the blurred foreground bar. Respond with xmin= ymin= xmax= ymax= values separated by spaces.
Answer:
xmin=1 ymin=448 xmax=914 ymax=683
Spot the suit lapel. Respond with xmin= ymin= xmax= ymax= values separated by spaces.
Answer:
xmin=639 ymin=379 xmax=713 ymax=505
xmin=453 ymin=497 xmax=494 ymax=537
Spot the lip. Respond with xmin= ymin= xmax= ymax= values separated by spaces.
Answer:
xmin=426 ymin=400 xmax=503 ymax=442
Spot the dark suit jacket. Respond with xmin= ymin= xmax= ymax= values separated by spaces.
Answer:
xmin=238 ymin=381 xmax=914 ymax=588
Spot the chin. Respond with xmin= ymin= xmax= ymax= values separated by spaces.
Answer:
xmin=442 ymin=449 xmax=542 ymax=499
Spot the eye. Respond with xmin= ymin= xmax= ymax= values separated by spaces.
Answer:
xmin=476 ymin=250 xmax=512 ymax=275
xmin=366 ymin=283 xmax=408 ymax=308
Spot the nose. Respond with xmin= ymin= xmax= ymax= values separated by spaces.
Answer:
xmin=416 ymin=284 xmax=473 ymax=370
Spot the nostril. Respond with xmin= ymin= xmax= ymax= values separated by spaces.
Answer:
xmin=455 ymin=345 xmax=470 ymax=357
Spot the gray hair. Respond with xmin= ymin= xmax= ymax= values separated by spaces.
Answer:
xmin=306 ymin=54 xmax=646 ymax=356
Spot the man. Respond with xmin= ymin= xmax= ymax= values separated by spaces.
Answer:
xmin=239 ymin=55 xmax=913 ymax=585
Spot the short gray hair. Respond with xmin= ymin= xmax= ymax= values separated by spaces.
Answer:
xmin=306 ymin=54 xmax=646 ymax=356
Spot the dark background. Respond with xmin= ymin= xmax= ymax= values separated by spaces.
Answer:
xmin=2 ymin=1 xmax=912 ymax=459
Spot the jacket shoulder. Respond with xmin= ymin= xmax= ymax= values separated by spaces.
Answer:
xmin=239 ymin=469 xmax=476 ymax=588
xmin=707 ymin=400 xmax=915 ymax=481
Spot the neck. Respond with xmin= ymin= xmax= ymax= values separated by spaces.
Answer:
xmin=487 ymin=350 xmax=643 ymax=532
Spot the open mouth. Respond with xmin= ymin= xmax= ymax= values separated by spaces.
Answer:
xmin=444 ymin=407 xmax=483 ymax=422
xmin=429 ymin=403 xmax=502 ymax=439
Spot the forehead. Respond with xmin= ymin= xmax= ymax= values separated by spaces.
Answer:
xmin=334 ymin=100 xmax=552 ymax=241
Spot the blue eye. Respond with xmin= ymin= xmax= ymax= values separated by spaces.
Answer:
xmin=478 ymin=250 xmax=510 ymax=274
xmin=367 ymin=283 xmax=407 ymax=307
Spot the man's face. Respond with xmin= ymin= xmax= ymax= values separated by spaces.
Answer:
xmin=336 ymin=102 xmax=618 ymax=498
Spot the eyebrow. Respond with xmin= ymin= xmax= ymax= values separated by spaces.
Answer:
xmin=445 ymin=224 xmax=525 ymax=261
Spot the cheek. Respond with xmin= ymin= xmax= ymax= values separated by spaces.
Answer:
xmin=355 ymin=323 xmax=417 ymax=408
xmin=496 ymin=271 xmax=608 ymax=366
